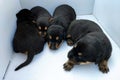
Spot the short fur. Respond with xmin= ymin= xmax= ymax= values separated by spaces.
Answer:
xmin=47 ymin=4 xmax=76 ymax=50
xmin=13 ymin=9 xmax=45 ymax=71
xmin=31 ymin=6 xmax=52 ymax=37
xmin=64 ymin=32 xmax=112 ymax=73
xmin=16 ymin=9 xmax=36 ymax=24
xmin=66 ymin=20 xmax=103 ymax=46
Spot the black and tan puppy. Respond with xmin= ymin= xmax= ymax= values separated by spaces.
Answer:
xmin=47 ymin=4 xmax=76 ymax=50
xmin=66 ymin=20 xmax=103 ymax=46
xmin=64 ymin=31 xmax=112 ymax=73
xmin=31 ymin=6 xmax=52 ymax=37
xmin=13 ymin=9 xmax=45 ymax=71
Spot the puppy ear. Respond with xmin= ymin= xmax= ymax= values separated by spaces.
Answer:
xmin=16 ymin=12 xmax=19 ymax=18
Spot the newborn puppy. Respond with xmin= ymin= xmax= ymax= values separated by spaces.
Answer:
xmin=13 ymin=9 xmax=45 ymax=71
xmin=47 ymin=4 xmax=76 ymax=50
xmin=16 ymin=9 xmax=36 ymax=24
xmin=66 ymin=20 xmax=103 ymax=46
xmin=31 ymin=6 xmax=52 ymax=37
xmin=64 ymin=32 xmax=112 ymax=73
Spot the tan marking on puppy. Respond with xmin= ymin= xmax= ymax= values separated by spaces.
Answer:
xmin=24 ymin=51 xmax=28 ymax=55
xmin=49 ymin=35 xmax=52 ymax=39
xmin=48 ymin=42 xmax=51 ymax=48
xmin=56 ymin=43 xmax=59 ymax=49
xmin=80 ymin=61 xmax=92 ymax=65
xmin=38 ymin=31 xmax=42 ymax=35
xmin=74 ymin=44 xmax=77 ymax=48
xmin=56 ymin=36 xmax=59 ymax=40
xmin=44 ymin=27 xmax=48 ymax=30
xmin=48 ymin=17 xmax=54 ymax=22
xmin=67 ymin=34 xmax=71 ymax=38
xmin=44 ymin=32 xmax=47 ymax=36
xmin=32 ymin=20 xmax=36 ymax=23
xmin=55 ymin=40 xmax=64 ymax=49
xmin=38 ymin=26 xmax=41 ymax=30
xmin=98 ymin=60 xmax=109 ymax=73
xmin=78 ymin=52 xmax=82 ymax=56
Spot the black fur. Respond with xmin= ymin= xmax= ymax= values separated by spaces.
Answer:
xmin=31 ymin=6 xmax=52 ymax=37
xmin=47 ymin=4 xmax=76 ymax=50
xmin=16 ymin=9 xmax=36 ymax=24
xmin=66 ymin=31 xmax=112 ymax=73
xmin=13 ymin=9 xmax=45 ymax=71
xmin=66 ymin=20 xmax=103 ymax=46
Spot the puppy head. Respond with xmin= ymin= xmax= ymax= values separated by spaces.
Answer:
xmin=37 ymin=17 xmax=51 ymax=37
xmin=66 ymin=34 xmax=74 ymax=46
xmin=67 ymin=42 xmax=89 ymax=64
xmin=47 ymin=25 xmax=65 ymax=50
xmin=16 ymin=9 xmax=36 ymax=22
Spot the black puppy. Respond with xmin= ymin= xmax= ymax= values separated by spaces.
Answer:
xmin=31 ymin=6 xmax=52 ymax=37
xmin=47 ymin=4 xmax=76 ymax=50
xmin=13 ymin=9 xmax=45 ymax=71
xmin=64 ymin=31 xmax=112 ymax=73
xmin=16 ymin=9 xmax=36 ymax=24
xmin=66 ymin=20 xmax=103 ymax=46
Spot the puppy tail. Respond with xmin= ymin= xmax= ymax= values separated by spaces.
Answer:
xmin=15 ymin=52 xmax=34 ymax=71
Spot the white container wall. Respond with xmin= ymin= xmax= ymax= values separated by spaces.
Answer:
xmin=0 ymin=0 xmax=21 ymax=80
xmin=93 ymin=0 xmax=120 ymax=47
xmin=20 ymin=0 xmax=95 ymax=15
xmin=0 ymin=0 xmax=120 ymax=80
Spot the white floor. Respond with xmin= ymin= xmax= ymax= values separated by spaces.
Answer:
xmin=4 ymin=15 xmax=120 ymax=80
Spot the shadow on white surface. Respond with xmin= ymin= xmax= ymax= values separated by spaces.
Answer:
xmin=4 ymin=15 xmax=120 ymax=80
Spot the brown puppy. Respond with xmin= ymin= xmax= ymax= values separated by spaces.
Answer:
xmin=64 ymin=32 xmax=112 ymax=73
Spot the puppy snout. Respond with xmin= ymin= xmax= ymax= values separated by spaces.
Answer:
xmin=49 ymin=43 xmax=57 ymax=50
xmin=39 ymin=32 xmax=46 ymax=37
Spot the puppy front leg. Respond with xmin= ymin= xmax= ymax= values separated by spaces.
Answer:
xmin=98 ymin=60 xmax=109 ymax=73
xmin=63 ymin=60 xmax=75 ymax=71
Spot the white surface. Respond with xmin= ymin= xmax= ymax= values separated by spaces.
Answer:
xmin=0 ymin=0 xmax=21 ymax=79
xmin=93 ymin=0 xmax=120 ymax=47
xmin=4 ymin=15 xmax=120 ymax=80
xmin=20 ymin=0 xmax=95 ymax=15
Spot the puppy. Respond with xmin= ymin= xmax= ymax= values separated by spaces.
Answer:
xmin=13 ymin=9 xmax=45 ymax=71
xmin=47 ymin=4 xmax=76 ymax=50
xmin=64 ymin=31 xmax=112 ymax=73
xmin=31 ymin=6 xmax=52 ymax=37
xmin=66 ymin=20 xmax=103 ymax=46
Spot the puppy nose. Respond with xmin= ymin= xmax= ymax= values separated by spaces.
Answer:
xmin=50 ymin=43 xmax=57 ymax=50
xmin=41 ymin=32 xmax=46 ymax=37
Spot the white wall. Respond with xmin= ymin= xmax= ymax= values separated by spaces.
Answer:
xmin=93 ymin=0 xmax=120 ymax=47
xmin=0 ymin=0 xmax=21 ymax=79
xmin=20 ymin=0 xmax=95 ymax=15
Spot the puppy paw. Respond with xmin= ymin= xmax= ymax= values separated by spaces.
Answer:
xmin=98 ymin=60 xmax=109 ymax=73
xmin=63 ymin=62 xmax=73 ymax=71
xmin=99 ymin=65 xmax=109 ymax=73
xmin=67 ymin=40 xmax=74 ymax=46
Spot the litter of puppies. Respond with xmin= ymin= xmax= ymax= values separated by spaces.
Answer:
xmin=12 ymin=4 xmax=112 ymax=73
